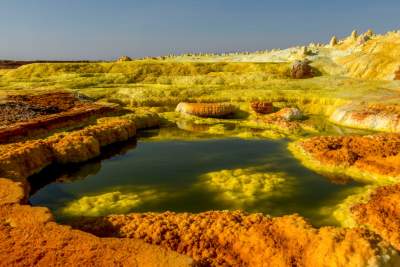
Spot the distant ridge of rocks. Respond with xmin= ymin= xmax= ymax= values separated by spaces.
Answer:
xmin=0 ymin=60 xmax=94 ymax=69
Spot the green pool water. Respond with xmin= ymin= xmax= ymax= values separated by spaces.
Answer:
xmin=29 ymin=129 xmax=365 ymax=227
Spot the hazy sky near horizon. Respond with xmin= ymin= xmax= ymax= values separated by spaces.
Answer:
xmin=1 ymin=0 xmax=399 ymax=60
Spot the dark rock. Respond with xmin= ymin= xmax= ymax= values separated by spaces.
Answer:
xmin=251 ymin=101 xmax=274 ymax=114
xmin=290 ymin=60 xmax=314 ymax=79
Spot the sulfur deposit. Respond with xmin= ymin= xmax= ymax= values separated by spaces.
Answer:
xmin=200 ymin=168 xmax=287 ymax=203
xmin=176 ymin=102 xmax=236 ymax=118
xmin=61 ymin=190 xmax=157 ymax=217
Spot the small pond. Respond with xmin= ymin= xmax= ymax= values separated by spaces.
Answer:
xmin=30 ymin=128 xmax=365 ymax=227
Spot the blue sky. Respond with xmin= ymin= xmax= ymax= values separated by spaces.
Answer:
xmin=0 ymin=0 xmax=399 ymax=60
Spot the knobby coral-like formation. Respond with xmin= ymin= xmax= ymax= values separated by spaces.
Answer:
xmin=296 ymin=134 xmax=400 ymax=180
xmin=74 ymin=211 xmax=400 ymax=267
xmin=351 ymin=184 xmax=400 ymax=251
xmin=200 ymin=168 xmax=287 ymax=203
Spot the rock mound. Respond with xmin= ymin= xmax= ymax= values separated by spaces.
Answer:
xmin=290 ymin=60 xmax=314 ymax=79
xmin=176 ymin=102 xmax=235 ymax=117
xmin=74 ymin=211 xmax=400 ymax=267
xmin=251 ymin=101 xmax=273 ymax=114
xmin=117 ymin=56 xmax=132 ymax=62
xmin=330 ymin=104 xmax=400 ymax=132
xmin=275 ymin=107 xmax=303 ymax=121
xmin=298 ymin=134 xmax=400 ymax=178
xmin=351 ymin=184 xmax=400 ymax=251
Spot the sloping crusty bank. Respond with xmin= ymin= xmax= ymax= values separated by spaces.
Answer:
xmin=351 ymin=184 xmax=400 ymax=251
xmin=289 ymin=133 xmax=400 ymax=256
xmin=0 ymin=92 xmax=122 ymax=143
xmin=0 ymin=178 xmax=194 ymax=266
xmin=0 ymin=117 xmax=136 ymax=179
xmin=73 ymin=211 xmax=400 ymax=267
xmin=0 ymin=112 xmax=195 ymax=266
xmin=330 ymin=104 xmax=400 ymax=133
xmin=0 ymin=112 xmax=159 ymax=180
xmin=289 ymin=133 xmax=400 ymax=183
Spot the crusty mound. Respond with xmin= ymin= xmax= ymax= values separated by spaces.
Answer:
xmin=352 ymin=184 xmax=400 ymax=251
xmin=176 ymin=102 xmax=235 ymax=117
xmin=74 ymin=211 xmax=399 ymax=267
xmin=299 ymin=134 xmax=400 ymax=177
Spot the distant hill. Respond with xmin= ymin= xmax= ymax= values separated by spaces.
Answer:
xmin=0 ymin=60 xmax=95 ymax=69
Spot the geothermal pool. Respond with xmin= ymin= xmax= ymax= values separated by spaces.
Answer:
xmin=30 ymin=130 xmax=364 ymax=227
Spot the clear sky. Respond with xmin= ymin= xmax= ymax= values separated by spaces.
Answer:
xmin=1 ymin=0 xmax=399 ymax=60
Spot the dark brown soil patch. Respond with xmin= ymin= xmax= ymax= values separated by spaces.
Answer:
xmin=395 ymin=66 xmax=400 ymax=80
xmin=0 ymin=60 xmax=92 ymax=69
xmin=0 ymin=92 xmax=122 ymax=144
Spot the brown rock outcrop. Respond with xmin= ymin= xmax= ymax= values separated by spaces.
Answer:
xmin=290 ymin=60 xmax=314 ymax=79
xmin=251 ymin=101 xmax=273 ymax=114
xmin=74 ymin=211 xmax=399 ymax=267
xmin=351 ymin=184 xmax=400 ymax=251
xmin=275 ymin=107 xmax=303 ymax=120
xmin=395 ymin=66 xmax=400 ymax=80
xmin=117 ymin=56 xmax=132 ymax=62
xmin=330 ymin=36 xmax=338 ymax=47
xmin=176 ymin=102 xmax=236 ymax=118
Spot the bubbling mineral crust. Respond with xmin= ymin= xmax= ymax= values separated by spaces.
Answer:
xmin=74 ymin=211 xmax=400 ymax=267
xmin=176 ymin=102 xmax=236 ymax=118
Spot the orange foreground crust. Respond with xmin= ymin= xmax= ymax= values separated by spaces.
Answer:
xmin=74 ymin=211 xmax=396 ymax=267
xmin=0 ymin=189 xmax=193 ymax=267
xmin=352 ymin=184 xmax=400 ymax=251
xmin=299 ymin=134 xmax=400 ymax=177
